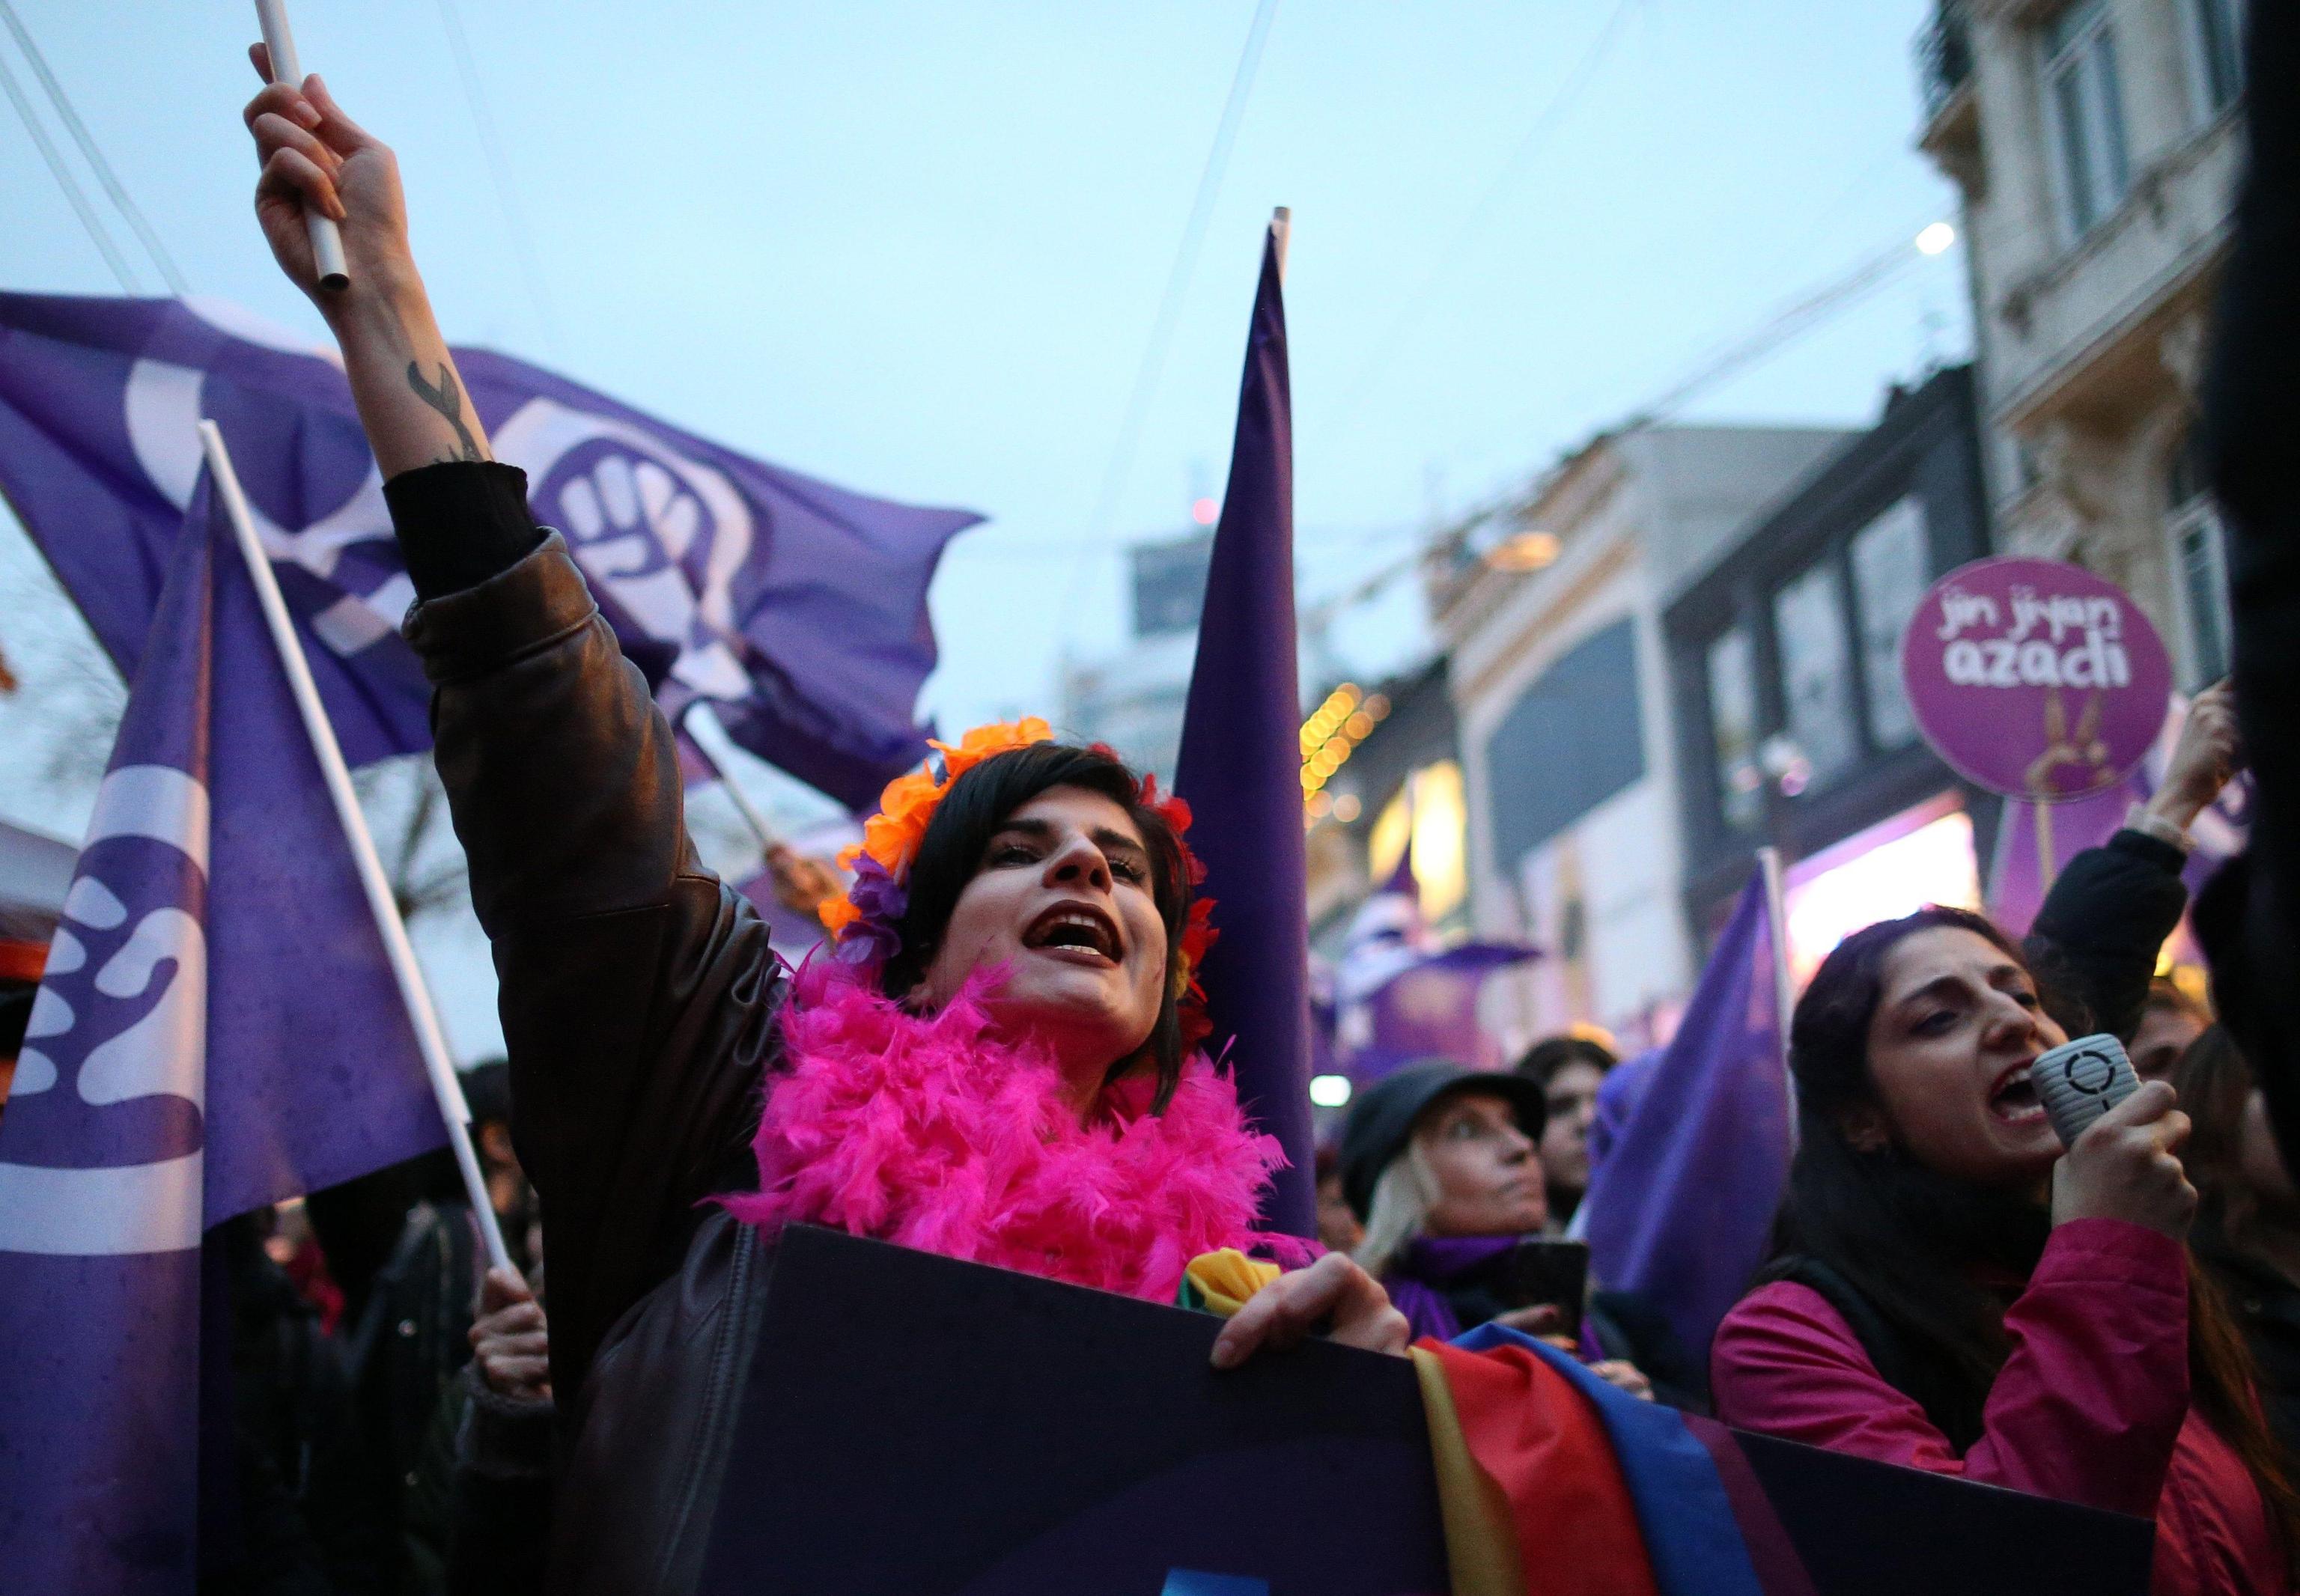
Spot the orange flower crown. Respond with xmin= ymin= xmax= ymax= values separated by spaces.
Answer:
xmin=818 ymin=717 xmax=1217 ymax=1048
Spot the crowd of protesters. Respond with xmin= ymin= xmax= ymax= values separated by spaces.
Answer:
xmin=4 ymin=4 xmax=2271 ymax=1590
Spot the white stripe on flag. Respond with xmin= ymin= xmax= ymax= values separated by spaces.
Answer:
xmin=310 ymin=585 xmax=405 ymax=654
xmin=0 ymin=1152 xmax=204 ymax=1254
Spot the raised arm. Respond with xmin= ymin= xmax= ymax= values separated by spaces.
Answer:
xmin=241 ymin=55 xmax=781 ymax=1401
xmin=243 ymin=47 xmax=492 ymax=477
xmin=2024 ymin=682 xmax=2238 ymax=1041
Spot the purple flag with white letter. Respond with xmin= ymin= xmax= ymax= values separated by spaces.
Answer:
xmin=1173 ymin=224 xmax=1314 ymax=1237
xmin=0 ymin=478 xmax=442 ymax=1593
xmin=1581 ymin=868 xmax=1789 ymax=1363
xmin=0 ymin=293 xmax=980 ymax=806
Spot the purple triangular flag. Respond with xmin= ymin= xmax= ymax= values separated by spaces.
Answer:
xmin=1172 ymin=221 xmax=1314 ymax=1237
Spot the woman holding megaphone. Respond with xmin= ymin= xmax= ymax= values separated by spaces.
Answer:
xmin=1714 ymin=909 xmax=2294 ymax=1596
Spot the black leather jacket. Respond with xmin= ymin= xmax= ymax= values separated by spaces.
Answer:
xmin=395 ymin=485 xmax=788 ymax=1595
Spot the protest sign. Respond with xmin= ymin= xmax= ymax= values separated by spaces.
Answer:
xmin=702 ymin=1226 xmax=2151 ymax=1595
xmin=1901 ymin=555 xmax=2171 ymax=801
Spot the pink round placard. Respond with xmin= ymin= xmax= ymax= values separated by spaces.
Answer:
xmin=1901 ymin=556 xmax=2170 ymax=801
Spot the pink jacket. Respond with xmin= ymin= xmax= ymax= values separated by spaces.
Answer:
xmin=1712 ymin=1218 xmax=2287 ymax=1596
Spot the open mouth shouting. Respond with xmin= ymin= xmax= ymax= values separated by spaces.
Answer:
xmin=1988 ymin=1059 xmax=2046 ymax=1127
xmin=1022 ymin=901 xmax=1124 ymax=966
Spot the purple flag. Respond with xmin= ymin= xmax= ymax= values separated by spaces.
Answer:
xmin=1581 ymin=868 xmax=1789 ymax=1362
xmin=1987 ymin=695 xmax=2248 ymax=936
xmin=1172 ymin=225 xmax=1314 ymax=1237
xmin=0 ymin=293 xmax=981 ymax=806
xmin=1333 ymin=843 xmax=1536 ymax=1081
xmin=1584 ymin=1048 xmax=1661 ymax=1176
xmin=732 ymin=816 xmax=864 ymax=966
xmin=0 ymin=477 xmax=442 ymax=1593
xmin=1986 ymin=782 xmax=2140 ymax=937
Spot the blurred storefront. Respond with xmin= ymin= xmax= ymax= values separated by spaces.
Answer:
xmin=1302 ymin=657 xmax=1462 ymax=949
xmin=1666 ymin=365 xmax=1997 ymax=957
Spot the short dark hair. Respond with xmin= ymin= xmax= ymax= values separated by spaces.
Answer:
xmin=880 ymin=742 xmax=1194 ymax=1110
xmin=1513 ymin=1033 xmax=1616 ymax=1088
xmin=460 ymin=1059 xmax=511 ymax=1128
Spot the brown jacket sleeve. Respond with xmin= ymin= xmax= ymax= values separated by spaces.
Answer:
xmin=401 ymin=530 xmax=782 ymax=1403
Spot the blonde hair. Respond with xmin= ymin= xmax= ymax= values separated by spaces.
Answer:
xmin=1354 ymin=1142 xmax=1438 ymax=1279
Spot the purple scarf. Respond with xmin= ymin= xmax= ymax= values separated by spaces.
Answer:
xmin=1379 ymin=1234 xmax=1522 ymax=1343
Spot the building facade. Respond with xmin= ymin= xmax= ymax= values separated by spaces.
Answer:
xmin=1432 ymin=424 xmax=1851 ymax=1052
xmin=1665 ymin=366 xmax=1996 ymax=982
xmin=1918 ymin=0 xmax=2245 ymax=689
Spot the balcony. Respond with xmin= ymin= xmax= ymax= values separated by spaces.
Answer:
xmin=1916 ymin=0 xmax=1973 ymax=121
xmin=1916 ymin=0 xmax=1982 ymax=189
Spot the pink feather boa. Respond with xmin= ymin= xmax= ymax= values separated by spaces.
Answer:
xmin=720 ymin=961 xmax=1310 ymax=1302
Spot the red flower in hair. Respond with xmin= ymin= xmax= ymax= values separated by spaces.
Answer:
xmin=1179 ymin=895 xmax=1218 ymax=975
xmin=1136 ymin=771 xmax=1218 ymax=1053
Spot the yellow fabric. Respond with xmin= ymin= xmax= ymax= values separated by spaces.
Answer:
xmin=1410 ymin=1346 xmax=1527 ymax=1596
xmin=1181 ymin=1249 xmax=1284 ymax=1317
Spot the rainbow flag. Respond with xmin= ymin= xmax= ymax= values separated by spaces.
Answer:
xmin=1416 ymin=1325 xmax=1816 ymax=1596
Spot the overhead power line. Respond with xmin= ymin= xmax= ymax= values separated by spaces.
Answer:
xmin=1083 ymin=0 xmax=1282 ymax=546
xmin=433 ymin=0 xmax=565 ymax=359
xmin=0 ymin=38 xmax=142 ymax=293
xmin=1631 ymin=224 xmax=1933 ymax=423
xmin=0 ymin=0 xmax=186 ymax=296
xmin=1319 ymin=0 xmax=1643 ymax=445
xmin=1305 ymin=215 xmax=1953 ymax=624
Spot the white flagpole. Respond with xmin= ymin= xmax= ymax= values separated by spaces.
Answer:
xmin=1756 ymin=844 xmax=1799 ymax=1143
xmin=199 ymin=421 xmax=511 ymax=1275
xmin=680 ymin=710 xmax=779 ymax=856
xmin=252 ymin=0 xmax=350 ymax=290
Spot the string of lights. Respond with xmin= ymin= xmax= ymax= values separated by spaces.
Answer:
xmin=1298 ymin=680 xmax=1390 ymax=819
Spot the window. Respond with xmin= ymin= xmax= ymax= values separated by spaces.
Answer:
xmin=1774 ymin=563 xmax=1860 ymax=792
xmin=1849 ymin=498 xmax=1929 ymax=752
xmin=1708 ymin=627 xmax=1764 ymax=832
xmin=2167 ymin=437 xmax=2232 ymax=686
xmin=2175 ymin=517 xmax=2231 ymax=685
xmin=2188 ymin=0 xmax=2244 ymax=121
xmin=2043 ymin=0 xmax=2131 ymax=237
xmin=1483 ymin=620 xmax=1646 ymax=869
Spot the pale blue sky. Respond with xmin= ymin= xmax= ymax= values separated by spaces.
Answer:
xmin=2 ymin=1 xmax=1970 ymax=1059
xmin=4 ymin=0 xmax=1970 ymax=767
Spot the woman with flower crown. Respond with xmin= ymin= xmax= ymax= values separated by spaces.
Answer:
xmin=240 ymin=60 xmax=1405 ymax=1595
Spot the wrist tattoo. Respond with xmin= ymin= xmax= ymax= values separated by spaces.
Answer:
xmin=407 ymin=360 xmax=484 ymax=463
